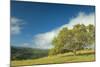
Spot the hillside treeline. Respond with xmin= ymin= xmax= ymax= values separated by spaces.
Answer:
xmin=11 ymin=46 xmax=49 ymax=60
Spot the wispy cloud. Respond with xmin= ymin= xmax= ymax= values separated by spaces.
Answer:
xmin=11 ymin=17 xmax=24 ymax=35
xmin=31 ymin=12 xmax=95 ymax=49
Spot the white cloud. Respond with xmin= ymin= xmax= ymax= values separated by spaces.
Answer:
xmin=20 ymin=43 xmax=31 ymax=47
xmin=32 ymin=31 xmax=57 ymax=49
xmin=31 ymin=12 xmax=95 ymax=49
xmin=11 ymin=17 xmax=24 ymax=35
xmin=65 ymin=12 xmax=95 ymax=28
xmin=56 ymin=12 xmax=95 ymax=31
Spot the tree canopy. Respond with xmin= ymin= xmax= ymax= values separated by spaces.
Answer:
xmin=49 ymin=24 xmax=95 ymax=55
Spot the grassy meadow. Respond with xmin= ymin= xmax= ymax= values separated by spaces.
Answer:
xmin=11 ymin=50 xmax=95 ymax=67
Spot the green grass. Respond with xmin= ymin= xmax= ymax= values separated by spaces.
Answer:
xmin=11 ymin=50 xmax=95 ymax=67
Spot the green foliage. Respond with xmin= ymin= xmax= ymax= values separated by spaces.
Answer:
xmin=50 ymin=28 xmax=69 ymax=55
xmin=49 ymin=24 xmax=95 ymax=55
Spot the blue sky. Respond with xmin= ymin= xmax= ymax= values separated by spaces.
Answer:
xmin=11 ymin=1 xmax=95 ymax=49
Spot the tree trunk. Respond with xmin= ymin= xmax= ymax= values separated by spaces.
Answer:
xmin=73 ymin=50 xmax=77 ymax=56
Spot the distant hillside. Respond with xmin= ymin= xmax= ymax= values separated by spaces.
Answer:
xmin=11 ymin=46 xmax=49 ymax=60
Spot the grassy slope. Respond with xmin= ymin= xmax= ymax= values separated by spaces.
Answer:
xmin=11 ymin=50 xmax=95 ymax=67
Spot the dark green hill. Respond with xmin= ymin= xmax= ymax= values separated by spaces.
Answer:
xmin=11 ymin=46 xmax=49 ymax=60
